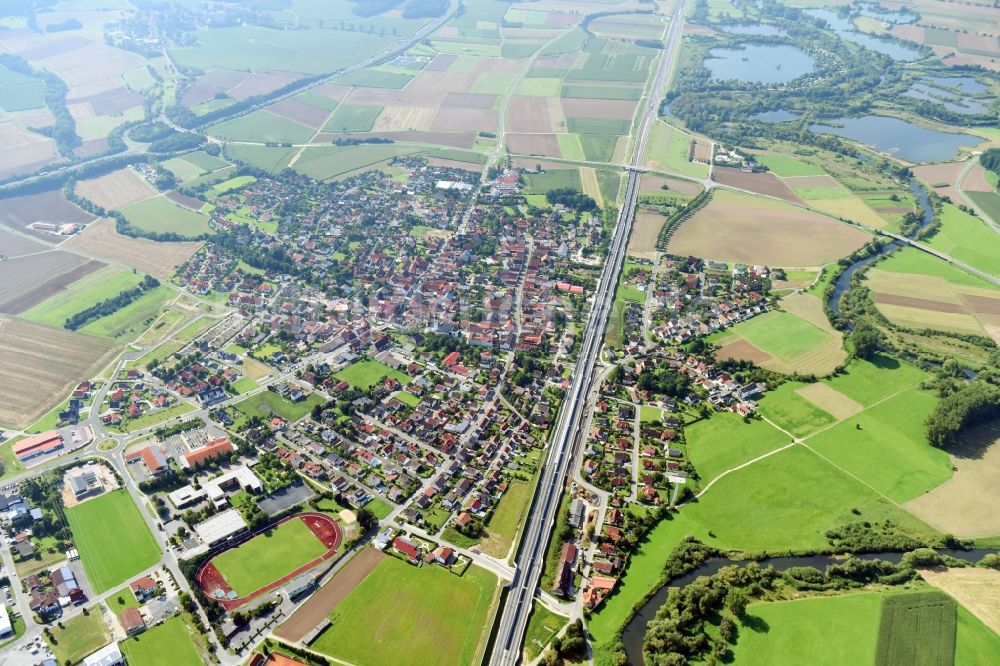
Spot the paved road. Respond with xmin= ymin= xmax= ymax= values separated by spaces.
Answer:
xmin=486 ymin=5 xmax=687 ymax=664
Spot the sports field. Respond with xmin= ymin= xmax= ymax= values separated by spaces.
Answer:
xmin=334 ymin=359 xmax=410 ymax=390
xmin=311 ymin=557 xmax=498 ymax=666
xmin=119 ymin=616 xmax=203 ymax=666
xmin=210 ymin=518 xmax=328 ymax=597
xmin=66 ymin=490 xmax=162 ymax=594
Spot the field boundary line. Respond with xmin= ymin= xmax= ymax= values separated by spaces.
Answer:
xmin=798 ymin=442 xmax=904 ymax=508
xmin=694 ymin=441 xmax=798 ymax=499
xmin=800 ymin=384 xmax=920 ymax=442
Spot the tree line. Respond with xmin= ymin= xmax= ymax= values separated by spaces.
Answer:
xmin=65 ymin=274 xmax=160 ymax=330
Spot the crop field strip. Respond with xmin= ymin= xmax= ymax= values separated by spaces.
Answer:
xmin=875 ymin=592 xmax=957 ymax=666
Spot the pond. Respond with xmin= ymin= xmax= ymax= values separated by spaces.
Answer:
xmin=719 ymin=23 xmax=787 ymax=37
xmin=807 ymin=8 xmax=922 ymax=61
xmin=704 ymin=44 xmax=815 ymax=84
xmin=754 ymin=109 xmax=800 ymax=122
xmin=904 ymin=82 xmax=989 ymax=115
xmin=810 ymin=115 xmax=981 ymax=162
xmin=926 ymin=76 xmax=987 ymax=95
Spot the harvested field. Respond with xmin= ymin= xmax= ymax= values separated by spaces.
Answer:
xmin=784 ymin=174 xmax=842 ymax=189
xmin=639 ymin=173 xmax=702 ymax=195
xmin=63 ymin=218 xmax=201 ymax=279
xmin=371 ymin=106 xmax=437 ymax=132
xmin=0 ymin=229 xmax=46 ymax=258
xmin=715 ymin=338 xmax=773 ymax=365
xmin=406 ymin=71 xmax=478 ymax=95
xmin=628 ymin=210 xmax=665 ymax=255
xmin=0 ymin=190 xmax=94 ymax=239
xmin=963 ymin=163 xmax=995 ymax=192
xmin=268 ymin=98 xmax=331 ymax=129
xmin=506 ymin=133 xmax=560 ymax=157
xmin=164 ymin=191 xmax=205 ymax=211
xmin=274 ymin=548 xmax=384 ymax=642
xmin=713 ymin=167 xmax=803 ymax=203
xmin=0 ymin=258 xmax=104 ymax=314
xmin=426 ymin=157 xmax=484 ymax=172
xmin=507 ymin=97 xmax=563 ymax=133
xmin=957 ymin=32 xmax=1000 ymax=54
xmin=693 ymin=138 xmax=712 ymax=163
xmin=0 ymin=315 xmax=118 ymax=427
xmin=75 ymin=167 xmax=156 ymax=210
xmin=874 ymin=293 xmax=966 ymax=313
xmin=580 ymin=167 xmax=603 ymax=208
xmin=913 ymin=161 xmax=964 ymax=200
xmin=919 ymin=568 xmax=1000 ymax=637
xmin=311 ymin=83 xmax=352 ymax=102
xmin=228 ymin=71 xmax=300 ymax=100
xmin=561 ymin=98 xmax=636 ymax=120
xmin=0 ymin=251 xmax=91 ymax=311
xmin=426 ymin=54 xmax=457 ymax=71
xmin=668 ymin=190 xmax=870 ymax=266
xmin=906 ymin=420 xmax=1000 ymax=537
xmin=431 ymin=107 xmax=497 ymax=133
xmin=795 ymin=383 xmax=862 ymax=420
xmin=442 ymin=92 xmax=497 ymax=109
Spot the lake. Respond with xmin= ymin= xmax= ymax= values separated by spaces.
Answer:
xmin=904 ymin=82 xmax=989 ymax=115
xmin=810 ymin=115 xmax=981 ymax=162
xmin=704 ymin=44 xmax=815 ymax=84
xmin=754 ymin=109 xmax=800 ymax=122
xmin=808 ymin=8 xmax=922 ymax=61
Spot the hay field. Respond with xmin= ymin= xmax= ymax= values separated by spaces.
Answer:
xmin=919 ymin=568 xmax=1000 ymax=638
xmin=866 ymin=253 xmax=1000 ymax=339
xmin=905 ymin=420 xmax=1000 ymax=537
xmin=75 ymin=167 xmax=156 ymax=210
xmin=668 ymin=189 xmax=870 ymax=266
xmin=63 ymin=218 xmax=202 ymax=279
xmin=795 ymin=383 xmax=862 ymax=420
xmin=0 ymin=316 xmax=118 ymax=427
xmin=713 ymin=293 xmax=846 ymax=375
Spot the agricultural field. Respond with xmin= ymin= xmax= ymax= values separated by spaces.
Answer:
xmin=210 ymin=110 xmax=315 ymax=144
xmin=310 ymin=557 xmax=498 ymax=666
xmin=232 ymin=391 xmax=324 ymax=424
xmin=876 ymin=591 xmax=956 ymax=666
xmin=711 ymin=293 xmax=846 ymax=375
xmin=923 ymin=203 xmax=1000 ymax=277
xmin=335 ymin=359 xmax=410 ymax=390
xmin=920 ymin=567 xmax=1000 ymax=641
xmin=0 ymin=316 xmax=118 ymax=428
xmin=806 ymin=389 xmax=952 ymax=503
xmin=678 ymin=444 xmax=940 ymax=552
xmin=18 ymin=266 xmax=145 ymax=330
xmin=210 ymin=518 xmax=329 ymax=597
xmin=668 ymin=189 xmax=870 ymax=266
xmin=75 ymin=286 xmax=174 ymax=342
xmin=0 ymin=252 xmax=101 ymax=314
xmin=119 ymin=616 xmax=204 ymax=666
xmin=122 ymin=197 xmax=212 ymax=238
xmin=906 ymin=419 xmax=1000 ymax=537
xmin=732 ymin=592 xmax=884 ymax=666
xmin=646 ymin=121 xmax=710 ymax=179
xmin=75 ymin=167 xmax=156 ymax=210
xmin=685 ymin=411 xmax=791 ymax=484
xmin=66 ymin=489 xmax=162 ymax=593
xmin=756 ymin=382 xmax=840 ymax=439
xmin=864 ymin=248 xmax=1000 ymax=339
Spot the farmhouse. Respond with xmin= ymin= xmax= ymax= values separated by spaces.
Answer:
xmin=12 ymin=432 xmax=64 ymax=462
xmin=194 ymin=508 xmax=248 ymax=548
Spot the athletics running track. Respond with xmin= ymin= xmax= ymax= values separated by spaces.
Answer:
xmin=195 ymin=512 xmax=341 ymax=611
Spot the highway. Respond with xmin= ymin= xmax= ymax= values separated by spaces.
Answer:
xmin=486 ymin=4 xmax=687 ymax=664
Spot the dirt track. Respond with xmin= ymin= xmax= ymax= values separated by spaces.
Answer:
xmin=274 ymin=547 xmax=384 ymax=643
